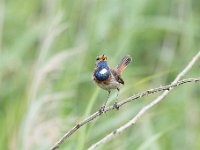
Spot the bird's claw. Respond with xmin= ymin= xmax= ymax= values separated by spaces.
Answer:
xmin=113 ymin=102 xmax=119 ymax=110
xmin=99 ymin=105 xmax=106 ymax=113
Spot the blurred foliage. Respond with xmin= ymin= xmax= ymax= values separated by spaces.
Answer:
xmin=0 ymin=0 xmax=200 ymax=150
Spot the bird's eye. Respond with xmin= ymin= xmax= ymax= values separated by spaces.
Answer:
xmin=96 ymin=58 xmax=99 ymax=60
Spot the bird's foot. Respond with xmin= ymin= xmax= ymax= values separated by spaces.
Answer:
xmin=113 ymin=102 xmax=119 ymax=110
xmin=99 ymin=105 xmax=106 ymax=113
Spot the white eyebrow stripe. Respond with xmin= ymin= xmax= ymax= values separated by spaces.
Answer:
xmin=99 ymin=68 xmax=108 ymax=74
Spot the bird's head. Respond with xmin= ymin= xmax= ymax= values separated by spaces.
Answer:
xmin=96 ymin=54 xmax=108 ymax=68
xmin=96 ymin=54 xmax=107 ymax=62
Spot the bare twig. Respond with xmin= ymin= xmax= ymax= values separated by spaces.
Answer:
xmin=51 ymin=51 xmax=200 ymax=150
xmin=88 ymin=51 xmax=200 ymax=150
xmin=51 ymin=78 xmax=200 ymax=150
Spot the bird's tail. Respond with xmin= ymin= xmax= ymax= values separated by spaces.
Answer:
xmin=116 ymin=55 xmax=132 ymax=74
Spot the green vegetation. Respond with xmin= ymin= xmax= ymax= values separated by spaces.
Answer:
xmin=0 ymin=0 xmax=200 ymax=149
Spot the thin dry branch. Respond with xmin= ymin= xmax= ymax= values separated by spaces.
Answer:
xmin=88 ymin=51 xmax=200 ymax=150
xmin=51 ymin=51 xmax=200 ymax=150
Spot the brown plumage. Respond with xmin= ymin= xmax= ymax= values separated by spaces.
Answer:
xmin=110 ymin=69 xmax=124 ymax=84
xmin=93 ymin=54 xmax=132 ymax=111
xmin=116 ymin=55 xmax=132 ymax=74
xmin=93 ymin=54 xmax=132 ymax=92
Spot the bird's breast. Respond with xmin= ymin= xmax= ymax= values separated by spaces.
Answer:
xmin=94 ymin=68 xmax=110 ymax=81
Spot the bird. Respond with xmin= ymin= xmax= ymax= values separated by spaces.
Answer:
xmin=93 ymin=54 xmax=132 ymax=111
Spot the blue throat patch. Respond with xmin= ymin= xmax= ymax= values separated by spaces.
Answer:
xmin=97 ymin=61 xmax=108 ymax=68
xmin=95 ymin=61 xmax=110 ymax=81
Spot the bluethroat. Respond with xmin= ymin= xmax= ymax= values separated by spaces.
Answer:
xmin=93 ymin=54 xmax=132 ymax=111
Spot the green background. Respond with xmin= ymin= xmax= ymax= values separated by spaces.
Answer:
xmin=0 ymin=0 xmax=200 ymax=149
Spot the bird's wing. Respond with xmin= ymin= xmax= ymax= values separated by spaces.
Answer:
xmin=111 ymin=69 xmax=124 ymax=84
